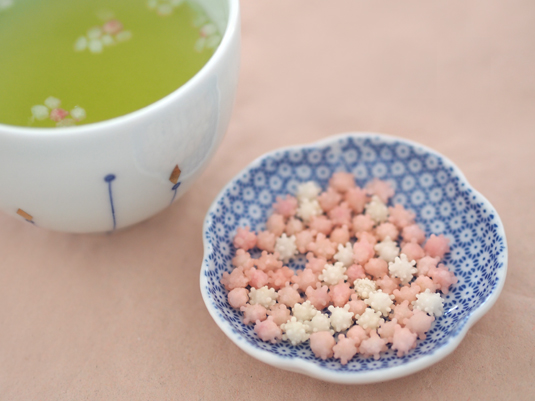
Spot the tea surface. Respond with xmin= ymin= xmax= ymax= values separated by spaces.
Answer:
xmin=0 ymin=0 xmax=220 ymax=127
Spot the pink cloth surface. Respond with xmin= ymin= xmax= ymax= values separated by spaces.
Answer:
xmin=1 ymin=1 xmax=534 ymax=399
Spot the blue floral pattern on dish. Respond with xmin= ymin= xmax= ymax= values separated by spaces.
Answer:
xmin=200 ymin=133 xmax=507 ymax=382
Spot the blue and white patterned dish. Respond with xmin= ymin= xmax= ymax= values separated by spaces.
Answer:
xmin=200 ymin=133 xmax=507 ymax=384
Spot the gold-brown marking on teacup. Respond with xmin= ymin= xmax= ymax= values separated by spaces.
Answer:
xmin=16 ymin=208 xmax=33 ymax=221
xmin=169 ymin=164 xmax=181 ymax=184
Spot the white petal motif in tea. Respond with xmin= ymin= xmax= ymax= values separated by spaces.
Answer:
xmin=30 ymin=97 xmax=86 ymax=127
xmin=147 ymin=0 xmax=185 ymax=17
xmin=0 ymin=0 xmax=13 ymax=12
xmin=74 ymin=19 xmax=131 ymax=54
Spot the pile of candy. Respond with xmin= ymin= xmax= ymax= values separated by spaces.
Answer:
xmin=221 ymin=173 xmax=457 ymax=364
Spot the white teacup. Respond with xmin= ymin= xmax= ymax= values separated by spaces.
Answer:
xmin=0 ymin=0 xmax=240 ymax=233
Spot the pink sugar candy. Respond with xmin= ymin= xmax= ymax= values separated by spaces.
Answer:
xmin=375 ymin=222 xmax=399 ymax=242
xmin=352 ymin=214 xmax=375 ymax=233
xmin=50 ymin=108 xmax=69 ymax=122
xmin=307 ymin=233 xmax=337 ymax=260
xmin=305 ymin=253 xmax=328 ymax=274
xmin=391 ymin=325 xmax=418 ymax=357
xmin=375 ymin=275 xmax=401 ymax=295
xmin=401 ymin=241 xmax=425 ymax=262
xmin=256 ymin=251 xmax=283 ymax=272
xmin=402 ymin=224 xmax=426 ymax=244
xmin=267 ymin=266 xmax=294 ymax=290
xmin=366 ymin=178 xmax=395 ymax=203
xmin=345 ymin=187 xmax=368 ymax=214
xmin=291 ymin=268 xmax=319 ymax=292
xmin=359 ymin=330 xmax=387 ymax=360
xmin=254 ymin=317 xmax=283 ymax=343
xmin=346 ymin=324 xmax=368 ymax=346
xmin=309 ymin=215 xmax=333 ymax=236
xmin=393 ymin=283 xmax=421 ymax=304
xmin=329 ymin=172 xmax=356 ymax=193
xmin=378 ymin=318 xmax=401 ymax=343
xmin=266 ymin=213 xmax=286 ymax=237
xmin=267 ymin=304 xmax=291 ymax=326
xmin=245 ymin=267 xmax=270 ymax=289
xmin=310 ymin=331 xmax=336 ymax=360
xmin=414 ymin=275 xmax=438 ymax=293
xmin=221 ymin=266 xmax=249 ymax=290
xmin=328 ymin=202 xmax=352 ymax=227
xmin=353 ymin=240 xmax=375 ymax=265
xmin=232 ymin=249 xmax=255 ymax=269
xmin=388 ymin=204 xmax=415 ymax=229
xmin=416 ymin=256 xmax=440 ymax=276
xmin=240 ymin=303 xmax=267 ymax=325
xmin=403 ymin=310 xmax=435 ymax=340
xmin=333 ymin=334 xmax=358 ymax=365
xmin=424 ymin=234 xmax=450 ymax=259
xmin=233 ymin=226 xmax=257 ymax=251
xmin=364 ymin=258 xmax=388 ymax=279
xmin=330 ymin=225 xmax=350 ymax=245
xmin=285 ymin=217 xmax=304 ymax=236
xmin=317 ymin=188 xmax=342 ymax=212
xmin=228 ymin=288 xmax=249 ymax=309
xmin=330 ymin=282 xmax=353 ymax=307
xmin=305 ymin=283 xmax=331 ymax=310
xmin=256 ymin=230 xmax=276 ymax=253
xmin=346 ymin=264 xmax=366 ymax=282
xmin=295 ymin=229 xmax=316 ymax=254
xmin=272 ymin=195 xmax=298 ymax=218
xmin=392 ymin=300 xmax=414 ymax=322
xmin=356 ymin=231 xmax=378 ymax=246
xmin=428 ymin=264 xmax=458 ymax=294
xmin=366 ymin=178 xmax=395 ymax=204
xmin=278 ymin=284 xmax=303 ymax=308
xmin=346 ymin=294 xmax=367 ymax=316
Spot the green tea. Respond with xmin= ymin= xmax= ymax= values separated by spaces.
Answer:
xmin=0 ymin=0 xmax=220 ymax=127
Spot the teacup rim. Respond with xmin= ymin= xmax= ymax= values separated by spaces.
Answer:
xmin=0 ymin=0 xmax=240 ymax=138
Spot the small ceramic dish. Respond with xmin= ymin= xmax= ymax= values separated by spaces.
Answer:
xmin=200 ymin=133 xmax=507 ymax=384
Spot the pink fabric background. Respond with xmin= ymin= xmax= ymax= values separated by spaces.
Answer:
xmin=1 ymin=0 xmax=534 ymax=399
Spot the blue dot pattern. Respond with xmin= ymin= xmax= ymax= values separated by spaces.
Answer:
xmin=201 ymin=134 xmax=507 ymax=375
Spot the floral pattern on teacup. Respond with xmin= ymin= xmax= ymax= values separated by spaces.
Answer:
xmin=30 ymin=97 xmax=86 ymax=127
xmin=147 ymin=0 xmax=185 ymax=16
xmin=146 ymin=0 xmax=221 ymax=52
xmin=191 ymin=9 xmax=221 ymax=53
xmin=193 ymin=21 xmax=221 ymax=53
xmin=0 ymin=0 xmax=13 ymax=12
xmin=74 ymin=19 xmax=132 ymax=54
